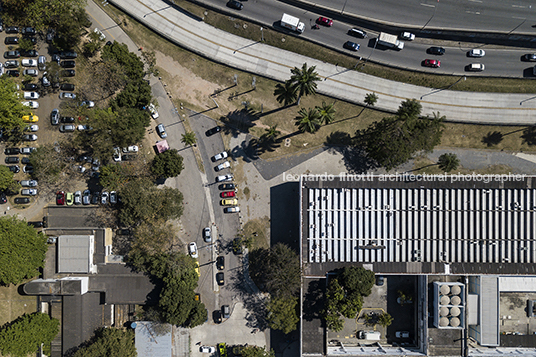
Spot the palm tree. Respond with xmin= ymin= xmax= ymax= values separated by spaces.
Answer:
xmin=295 ymin=107 xmax=321 ymax=133
xmin=264 ymin=125 xmax=280 ymax=141
xmin=289 ymin=63 xmax=321 ymax=105
xmin=315 ymin=101 xmax=336 ymax=125
xmin=274 ymin=81 xmax=298 ymax=106
xmin=437 ymin=153 xmax=460 ymax=172
xmin=181 ymin=131 xmax=197 ymax=146
xmin=364 ymin=93 xmax=378 ymax=107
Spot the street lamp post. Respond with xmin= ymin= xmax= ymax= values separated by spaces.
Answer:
xmin=260 ymin=27 xmax=264 ymax=42
xmin=420 ymin=76 xmax=465 ymax=100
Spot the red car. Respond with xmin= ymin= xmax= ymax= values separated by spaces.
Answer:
xmin=220 ymin=191 xmax=236 ymax=198
xmin=56 ymin=191 xmax=65 ymax=205
xmin=424 ymin=59 xmax=440 ymax=68
xmin=316 ymin=17 xmax=333 ymax=26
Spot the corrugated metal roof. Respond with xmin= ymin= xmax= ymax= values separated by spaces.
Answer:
xmin=480 ymin=276 xmax=499 ymax=346
xmin=135 ymin=321 xmax=172 ymax=357
xmin=57 ymin=235 xmax=95 ymax=273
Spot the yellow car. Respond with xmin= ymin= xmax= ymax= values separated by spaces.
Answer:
xmin=22 ymin=114 xmax=39 ymax=123
xmin=195 ymin=261 xmax=200 ymax=277
xmin=221 ymin=198 xmax=238 ymax=206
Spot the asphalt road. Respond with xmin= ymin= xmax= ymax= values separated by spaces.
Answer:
xmin=202 ymin=0 xmax=536 ymax=77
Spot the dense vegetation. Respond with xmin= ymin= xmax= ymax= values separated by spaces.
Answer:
xmin=73 ymin=328 xmax=136 ymax=357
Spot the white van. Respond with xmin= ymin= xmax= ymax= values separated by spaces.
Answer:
xmin=358 ymin=330 xmax=381 ymax=340
xmin=468 ymin=63 xmax=485 ymax=72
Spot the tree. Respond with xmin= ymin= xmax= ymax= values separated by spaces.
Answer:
xmin=29 ymin=143 xmax=68 ymax=185
xmin=72 ymin=328 xmax=136 ymax=357
xmin=241 ymin=346 xmax=275 ymax=357
xmin=263 ymin=125 xmax=280 ymax=141
xmin=339 ymin=266 xmax=375 ymax=297
xmin=119 ymin=179 xmax=184 ymax=227
xmin=357 ymin=100 xmax=444 ymax=170
xmin=364 ymin=93 xmax=378 ymax=107
xmin=289 ymin=63 xmax=320 ymax=105
xmin=295 ymin=107 xmax=321 ymax=133
xmin=0 ymin=76 xmax=26 ymax=133
xmin=0 ymin=166 xmax=14 ymax=191
xmin=315 ymin=101 xmax=336 ymax=125
xmin=437 ymin=153 xmax=460 ymax=172
xmin=151 ymin=149 xmax=184 ymax=179
xmin=102 ymin=42 xmax=145 ymax=81
xmin=323 ymin=278 xmax=345 ymax=332
xmin=112 ymin=79 xmax=152 ymax=109
xmin=181 ymin=132 xmax=197 ymax=147
xmin=0 ymin=216 xmax=47 ymax=285
xmin=274 ymin=81 xmax=297 ymax=106
xmin=378 ymin=312 xmax=393 ymax=328
xmin=128 ymin=221 xmax=178 ymax=270
xmin=0 ymin=312 xmax=59 ymax=357
xmin=249 ymin=243 xmax=301 ymax=298
xmin=99 ymin=164 xmax=129 ymax=191
xmin=83 ymin=30 xmax=105 ymax=57
xmin=266 ymin=296 xmax=299 ymax=334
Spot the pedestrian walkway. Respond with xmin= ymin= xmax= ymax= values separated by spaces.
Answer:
xmin=107 ymin=0 xmax=536 ymax=125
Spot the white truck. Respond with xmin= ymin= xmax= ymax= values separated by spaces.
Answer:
xmin=281 ymin=13 xmax=305 ymax=34
xmin=377 ymin=32 xmax=404 ymax=50
xmin=358 ymin=330 xmax=381 ymax=340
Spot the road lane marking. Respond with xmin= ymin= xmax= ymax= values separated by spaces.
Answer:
xmin=420 ymin=3 xmax=436 ymax=7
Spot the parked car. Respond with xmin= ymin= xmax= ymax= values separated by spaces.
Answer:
xmin=20 ymin=147 xmax=35 ymax=154
xmin=343 ymin=41 xmax=360 ymax=51
xmin=61 ymin=69 xmax=75 ymax=77
xmin=23 ymin=83 xmax=37 ymax=90
xmin=156 ymin=123 xmax=167 ymax=138
xmin=21 ymin=188 xmax=37 ymax=196
xmin=400 ymin=32 xmax=415 ymax=41
xmin=317 ymin=17 xmax=333 ymax=26
xmin=65 ymin=192 xmax=73 ymax=205
xmin=20 ymin=180 xmax=37 ymax=187
xmin=226 ymin=0 xmax=243 ymax=10
xmin=14 ymin=197 xmax=30 ymax=204
xmin=59 ymin=92 xmax=76 ymax=99
xmin=468 ymin=49 xmax=485 ymax=57
xmin=147 ymin=103 xmax=159 ymax=119
xmin=59 ymin=51 xmax=78 ymax=59
xmin=223 ymin=206 xmax=240 ymax=213
xmin=222 ymin=305 xmax=230 ymax=318
xmin=23 ymin=91 xmax=39 ymax=99
xmin=22 ymin=101 xmax=39 ymax=108
xmin=219 ymin=183 xmax=235 ymax=190
xmin=189 ymin=242 xmax=198 ymax=258
xmin=216 ymin=256 xmax=225 ymax=270
xmin=4 ymin=148 xmax=20 ymax=155
xmin=423 ymin=59 xmax=440 ymax=68
xmin=41 ymin=74 xmax=50 ymax=86
xmin=215 ymin=161 xmax=230 ymax=171
xmin=220 ymin=191 xmax=235 ymax=198
xmin=22 ymin=59 xmax=37 ymax=67
xmin=215 ymin=174 xmax=233 ymax=182
xmin=51 ymin=109 xmax=59 ymax=125
xmin=59 ymin=125 xmax=75 ymax=132
xmin=4 ymin=36 xmax=18 ymax=45
xmin=60 ymin=83 xmax=75 ymax=91
xmin=200 ymin=346 xmax=216 ymax=354
xmin=38 ymin=55 xmax=46 ymax=70
xmin=428 ymin=47 xmax=445 ymax=55
xmin=205 ymin=126 xmax=221 ymax=136
xmin=6 ymin=70 xmax=19 ymax=77
xmin=203 ymin=227 xmax=212 ymax=243
xmin=80 ymin=100 xmax=94 ymax=108
xmin=82 ymin=190 xmax=90 ymax=205
xmin=216 ymin=272 xmax=224 ymax=285
xmin=22 ymin=134 xmax=37 ymax=141
xmin=5 ymin=157 xmax=19 ymax=164
xmin=523 ymin=53 xmax=536 ymax=62
xmin=4 ymin=60 xmax=18 ymax=68
xmin=110 ymin=191 xmax=117 ymax=204
xmin=91 ymin=192 xmax=100 ymax=205
xmin=24 ymin=124 xmax=38 ymax=132
xmin=5 ymin=26 xmax=19 ymax=34
xmin=73 ymin=191 xmax=82 ymax=205
xmin=348 ymin=27 xmax=367 ymax=38
xmin=7 ymin=165 xmax=20 ymax=173
xmin=23 ymin=165 xmax=33 ymax=173
xmin=122 ymin=145 xmax=139 ymax=153
xmin=60 ymin=60 xmax=76 ymax=68
xmin=376 ymin=275 xmax=384 ymax=286
xmin=211 ymin=151 xmax=228 ymax=162
xmin=21 ymin=157 xmax=30 ymax=164
xmin=221 ymin=198 xmax=238 ymax=206
xmin=0 ymin=193 xmax=6 ymax=204
xmin=213 ymin=310 xmax=222 ymax=324
xmin=22 ymin=114 xmax=38 ymax=123
xmin=20 ymin=50 xmax=38 ymax=57
xmin=61 ymin=116 xmax=75 ymax=123
xmin=100 ymin=191 xmax=109 ymax=204
xmin=4 ymin=50 xmax=20 ymax=58
xmin=21 ymin=27 xmax=35 ymax=36
xmin=23 ymin=69 xmax=38 ymax=77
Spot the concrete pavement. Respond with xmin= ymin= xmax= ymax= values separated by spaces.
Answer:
xmin=107 ymin=0 xmax=536 ymax=125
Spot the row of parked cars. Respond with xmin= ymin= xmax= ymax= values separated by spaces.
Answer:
xmin=209 ymin=133 xmax=240 ymax=214
xmin=56 ymin=190 xmax=118 ymax=205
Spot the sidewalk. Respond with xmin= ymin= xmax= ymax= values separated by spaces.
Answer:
xmin=107 ymin=0 xmax=536 ymax=125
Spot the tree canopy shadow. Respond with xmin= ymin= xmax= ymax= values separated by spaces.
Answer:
xmin=481 ymin=131 xmax=503 ymax=146
xmin=340 ymin=145 xmax=378 ymax=174
xmin=220 ymin=108 xmax=259 ymax=137
xmin=257 ymin=136 xmax=281 ymax=154
xmin=303 ymin=279 xmax=325 ymax=323
xmin=522 ymin=126 xmax=536 ymax=146
xmin=229 ymin=135 xmax=259 ymax=163
xmin=324 ymin=131 xmax=354 ymax=146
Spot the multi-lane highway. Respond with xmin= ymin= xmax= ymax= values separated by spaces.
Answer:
xmin=199 ymin=0 xmax=536 ymax=77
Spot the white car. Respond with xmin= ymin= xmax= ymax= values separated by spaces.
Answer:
xmin=468 ymin=63 xmax=485 ymax=72
xmin=59 ymin=92 xmax=76 ymax=99
xmin=188 ymin=242 xmax=198 ymax=258
xmin=215 ymin=161 xmax=230 ymax=171
xmin=77 ymin=125 xmax=92 ymax=131
xmin=148 ymin=103 xmax=159 ymax=119
xmin=468 ymin=49 xmax=485 ymax=57
xmin=25 ymin=124 xmax=38 ymax=132
xmin=21 ymin=188 xmax=37 ymax=196
xmin=200 ymin=346 xmax=215 ymax=354
xmin=400 ymin=32 xmax=415 ymax=41
xmin=215 ymin=174 xmax=233 ymax=182
xmin=80 ymin=100 xmax=95 ymax=108
xmin=74 ymin=191 xmax=82 ymax=205
xmin=23 ymin=91 xmax=39 ymax=100
xmin=21 ymin=59 xmax=37 ymax=67
xmin=20 ymin=147 xmax=36 ymax=155
xmin=203 ymin=227 xmax=212 ymax=243
xmin=211 ymin=151 xmax=228 ymax=162
xmin=113 ymin=147 xmax=122 ymax=162
xmin=22 ymin=101 xmax=39 ymax=109
xmin=20 ymin=180 xmax=37 ymax=187
xmin=101 ymin=191 xmax=109 ymax=204
xmin=122 ymin=145 xmax=139 ymax=153
xmin=0 ymin=63 xmax=4 ymax=76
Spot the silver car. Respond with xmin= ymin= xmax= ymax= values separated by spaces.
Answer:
xmin=156 ymin=123 xmax=167 ymax=138
xmin=20 ymin=180 xmax=37 ymax=187
xmin=74 ymin=191 xmax=82 ymax=205
xmin=21 ymin=188 xmax=37 ymax=196
xmin=82 ymin=190 xmax=90 ymax=205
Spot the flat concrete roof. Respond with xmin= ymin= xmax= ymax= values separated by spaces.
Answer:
xmin=57 ymin=235 xmax=95 ymax=274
